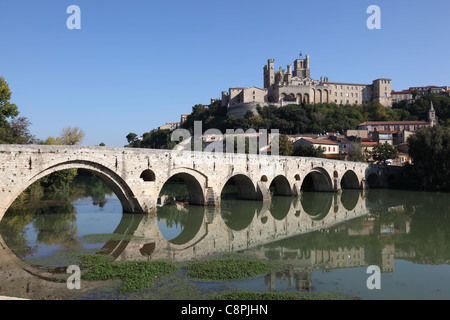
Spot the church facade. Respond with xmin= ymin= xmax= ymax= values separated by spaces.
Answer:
xmin=223 ymin=55 xmax=392 ymax=117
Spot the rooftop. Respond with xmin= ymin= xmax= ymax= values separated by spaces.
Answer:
xmin=301 ymin=138 xmax=340 ymax=145
xmin=359 ymin=120 xmax=428 ymax=126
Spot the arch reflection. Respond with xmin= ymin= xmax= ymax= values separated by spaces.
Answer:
xmin=221 ymin=199 xmax=258 ymax=231
xmin=156 ymin=204 xmax=205 ymax=245
xmin=270 ymin=196 xmax=292 ymax=220
xmin=340 ymin=189 xmax=361 ymax=212
xmin=300 ymin=192 xmax=333 ymax=220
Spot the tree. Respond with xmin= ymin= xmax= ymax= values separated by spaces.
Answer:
xmin=292 ymin=144 xmax=326 ymax=158
xmin=371 ymin=143 xmax=398 ymax=164
xmin=274 ymin=134 xmax=294 ymax=156
xmin=58 ymin=126 xmax=85 ymax=145
xmin=0 ymin=76 xmax=19 ymax=123
xmin=139 ymin=129 xmax=175 ymax=149
xmin=347 ymin=142 xmax=366 ymax=162
xmin=0 ymin=77 xmax=34 ymax=144
xmin=126 ymin=132 xmax=138 ymax=144
xmin=40 ymin=126 xmax=85 ymax=146
xmin=408 ymin=125 xmax=450 ymax=190
xmin=34 ymin=126 xmax=86 ymax=194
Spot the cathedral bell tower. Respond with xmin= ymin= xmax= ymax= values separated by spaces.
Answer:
xmin=428 ymin=101 xmax=437 ymax=127
xmin=293 ymin=54 xmax=310 ymax=79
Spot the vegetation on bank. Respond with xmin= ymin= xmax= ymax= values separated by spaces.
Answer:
xmin=82 ymin=259 xmax=178 ymax=293
xmin=77 ymin=253 xmax=347 ymax=299
xmin=182 ymin=257 xmax=274 ymax=281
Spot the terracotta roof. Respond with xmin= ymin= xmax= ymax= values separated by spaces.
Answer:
xmin=361 ymin=142 xmax=378 ymax=146
xmin=301 ymin=138 xmax=340 ymax=145
xmin=391 ymin=90 xmax=412 ymax=94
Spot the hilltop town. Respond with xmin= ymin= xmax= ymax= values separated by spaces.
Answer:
xmin=142 ymin=54 xmax=449 ymax=166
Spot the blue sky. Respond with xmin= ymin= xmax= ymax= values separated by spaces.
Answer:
xmin=1 ymin=0 xmax=449 ymax=147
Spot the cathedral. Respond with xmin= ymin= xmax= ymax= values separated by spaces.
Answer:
xmin=222 ymin=54 xmax=392 ymax=117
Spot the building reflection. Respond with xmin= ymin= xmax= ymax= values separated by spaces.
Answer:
xmin=253 ymin=206 xmax=412 ymax=291
xmin=0 ymin=188 xmax=439 ymax=298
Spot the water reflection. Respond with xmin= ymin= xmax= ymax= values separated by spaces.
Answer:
xmin=3 ymin=174 xmax=450 ymax=299
xmin=157 ymin=204 xmax=204 ymax=245
xmin=301 ymin=192 xmax=333 ymax=220
xmin=221 ymin=199 xmax=258 ymax=231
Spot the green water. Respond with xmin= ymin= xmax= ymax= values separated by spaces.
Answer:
xmin=1 ymin=173 xmax=450 ymax=300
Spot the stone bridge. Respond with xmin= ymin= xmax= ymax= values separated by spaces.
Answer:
xmin=0 ymin=144 xmax=402 ymax=221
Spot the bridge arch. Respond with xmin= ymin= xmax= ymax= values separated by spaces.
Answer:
xmin=341 ymin=170 xmax=360 ymax=189
xmin=221 ymin=174 xmax=256 ymax=200
xmin=301 ymin=167 xmax=333 ymax=192
xmin=7 ymin=160 xmax=141 ymax=215
xmin=158 ymin=170 xmax=206 ymax=206
xmin=269 ymin=175 xmax=292 ymax=196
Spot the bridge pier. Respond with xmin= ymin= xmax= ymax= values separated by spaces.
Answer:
xmin=256 ymin=181 xmax=272 ymax=201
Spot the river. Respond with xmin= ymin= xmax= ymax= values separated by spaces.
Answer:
xmin=1 ymin=171 xmax=450 ymax=300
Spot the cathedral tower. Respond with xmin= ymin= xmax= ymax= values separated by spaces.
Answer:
xmin=293 ymin=55 xmax=310 ymax=79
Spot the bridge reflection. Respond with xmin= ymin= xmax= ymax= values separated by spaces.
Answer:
xmin=0 ymin=189 xmax=415 ymax=299
xmin=101 ymin=189 xmax=398 ymax=261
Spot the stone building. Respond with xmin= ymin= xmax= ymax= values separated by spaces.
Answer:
xmin=391 ymin=86 xmax=449 ymax=104
xmin=223 ymin=54 xmax=392 ymax=117
xmin=294 ymin=137 xmax=341 ymax=158
xmin=357 ymin=101 xmax=436 ymax=146
xmin=158 ymin=122 xmax=180 ymax=131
